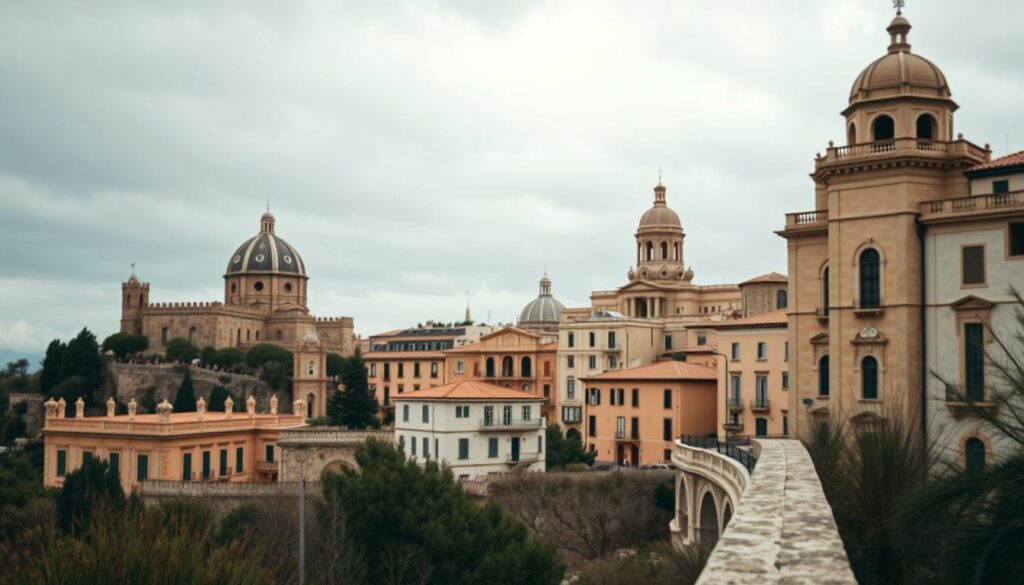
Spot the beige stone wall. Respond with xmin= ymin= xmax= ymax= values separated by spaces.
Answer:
xmin=740 ymin=283 xmax=787 ymax=318
xmin=108 ymin=363 xmax=273 ymax=409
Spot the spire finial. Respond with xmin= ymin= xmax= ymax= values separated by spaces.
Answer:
xmin=893 ymin=0 xmax=904 ymax=15
xmin=130 ymin=262 xmax=136 ymax=277
xmin=657 ymin=168 xmax=663 ymax=185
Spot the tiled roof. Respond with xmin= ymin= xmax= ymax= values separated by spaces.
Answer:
xmin=363 ymin=351 xmax=446 ymax=360
xmin=694 ymin=309 xmax=788 ymax=329
xmin=395 ymin=380 xmax=540 ymax=401
xmin=583 ymin=360 xmax=717 ymax=381
xmin=968 ymin=150 xmax=1024 ymax=172
xmin=741 ymin=272 xmax=788 ymax=285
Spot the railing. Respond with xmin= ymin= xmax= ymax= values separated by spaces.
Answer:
xmin=722 ymin=420 xmax=744 ymax=432
xmin=506 ymin=452 xmax=541 ymax=464
xmin=278 ymin=428 xmax=392 ymax=446
xmin=921 ymin=189 xmax=1024 ymax=220
xmin=615 ymin=429 xmax=640 ymax=440
xmin=255 ymin=460 xmax=277 ymax=472
xmin=750 ymin=399 xmax=770 ymax=411
xmin=679 ymin=435 xmax=757 ymax=474
xmin=823 ymin=137 xmax=986 ymax=163
xmin=727 ymin=398 xmax=744 ymax=412
xmin=816 ymin=307 xmax=830 ymax=319
xmin=784 ymin=209 xmax=829 ymax=228
xmin=480 ymin=418 xmax=543 ymax=431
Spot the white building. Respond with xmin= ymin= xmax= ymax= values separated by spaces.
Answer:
xmin=924 ymin=151 xmax=1024 ymax=469
xmin=393 ymin=380 xmax=546 ymax=479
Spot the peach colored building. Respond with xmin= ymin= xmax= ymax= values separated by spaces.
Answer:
xmin=443 ymin=326 xmax=559 ymax=419
xmin=581 ymin=361 xmax=717 ymax=467
xmin=120 ymin=210 xmax=354 ymax=357
xmin=776 ymin=13 xmax=1013 ymax=459
xmin=364 ymin=324 xmax=494 ymax=414
xmin=41 ymin=395 xmax=306 ymax=492
xmin=688 ymin=310 xmax=790 ymax=438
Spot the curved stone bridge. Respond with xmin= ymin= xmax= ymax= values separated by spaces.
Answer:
xmin=671 ymin=438 xmax=856 ymax=584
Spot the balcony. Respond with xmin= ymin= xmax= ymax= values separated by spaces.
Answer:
xmin=615 ymin=429 xmax=640 ymax=441
xmin=818 ymin=137 xmax=988 ymax=166
xmin=723 ymin=420 xmax=744 ymax=432
xmin=852 ymin=299 xmax=884 ymax=317
xmin=920 ymin=190 xmax=1024 ymax=223
xmin=750 ymin=399 xmax=770 ymax=412
xmin=506 ymin=452 xmax=541 ymax=465
xmin=255 ymin=460 xmax=277 ymax=473
xmin=816 ymin=307 xmax=830 ymax=321
xmin=784 ymin=209 xmax=829 ymax=229
xmin=727 ymin=398 xmax=744 ymax=413
xmin=480 ymin=418 xmax=543 ymax=431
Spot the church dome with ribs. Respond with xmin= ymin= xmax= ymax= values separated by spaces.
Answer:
xmin=225 ymin=210 xmax=306 ymax=277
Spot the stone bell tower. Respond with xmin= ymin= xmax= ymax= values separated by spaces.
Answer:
xmin=120 ymin=265 xmax=149 ymax=335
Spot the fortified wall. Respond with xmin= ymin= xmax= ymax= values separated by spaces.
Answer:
xmin=106 ymin=362 xmax=278 ymax=411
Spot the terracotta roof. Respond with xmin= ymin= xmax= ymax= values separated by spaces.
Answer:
xmin=367 ymin=329 xmax=403 ymax=339
xmin=394 ymin=380 xmax=541 ymax=401
xmin=968 ymin=150 xmax=1024 ymax=173
xmin=443 ymin=341 xmax=484 ymax=354
xmin=693 ymin=310 xmax=788 ymax=329
xmin=740 ymin=272 xmax=788 ymax=285
xmin=582 ymin=360 xmax=716 ymax=381
xmin=679 ymin=344 xmax=715 ymax=353
xmin=363 ymin=351 xmax=446 ymax=360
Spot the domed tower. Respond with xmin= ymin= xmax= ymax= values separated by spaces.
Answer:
xmin=224 ymin=209 xmax=308 ymax=312
xmin=630 ymin=181 xmax=689 ymax=283
xmin=518 ymin=274 xmax=565 ymax=332
xmin=844 ymin=14 xmax=956 ymax=146
xmin=120 ymin=265 xmax=150 ymax=334
xmin=293 ymin=330 xmax=328 ymax=419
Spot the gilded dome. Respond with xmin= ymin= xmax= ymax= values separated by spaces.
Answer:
xmin=518 ymin=274 xmax=565 ymax=328
xmin=225 ymin=211 xmax=306 ymax=277
xmin=638 ymin=183 xmax=681 ymax=230
xmin=849 ymin=16 xmax=951 ymax=104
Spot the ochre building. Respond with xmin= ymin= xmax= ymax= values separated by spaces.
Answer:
xmin=120 ymin=210 xmax=355 ymax=356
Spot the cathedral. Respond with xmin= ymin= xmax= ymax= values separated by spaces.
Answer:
xmin=120 ymin=209 xmax=355 ymax=357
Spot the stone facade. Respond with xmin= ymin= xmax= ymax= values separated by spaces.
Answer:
xmin=277 ymin=427 xmax=393 ymax=481
xmin=107 ymin=362 xmax=272 ymax=410
xmin=120 ymin=210 xmax=354 ymax=357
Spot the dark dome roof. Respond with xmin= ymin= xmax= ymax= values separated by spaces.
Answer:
xmin=225 ymin=211 xmax=306 ymax=277
xmin=518 ymin=274 xmax=564 ymax=327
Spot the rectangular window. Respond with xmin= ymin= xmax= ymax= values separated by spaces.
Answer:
xmin=219 ymin=449 xmax=228 ymax=476
xmin=484 ymin=406 xmax=494 ymax=426
xmin=964 ymin=323 xmax=985 ymax=400
xmin=632 ymin=388 xmax=639 ymax=407
xmin=962 ymin=245 xmax=985 ymax=285
xmin=538 ymin=435 xmax=543 ymax=453
xmin=663 ymin=389 xmax=672 ymax=408
xmin=265 ymin=445 xmax=274 ymax=463
xmin=370 ymin=364 xmax=377 ymax=377
xmin=757 ymin=342 xmax=767 ymax=360
xmin=57 ymin=449 xmax=67 ymax=477
xmin=202 ymin=451 xmax=211 ymax=480
xmin=665 ymin=335 xmax=673 ymax=350
xmin=182 ymin=453 xmax=193 ymax=481
xmin=756 ymin=376 xmax=768 ymax=405
xmin=568 ymin=332 xmax=575 ymax=348
xmin=414 ymin=363 xmax=421 ymax=378
xmin=697 ymin=333 xmax=707 ymax=346
xmin=588 ymin=355 xmax=596 ymax=369
xmin=617 ymin=388 xmax=624 ymax=405
xmin=383 ymin=364 xmax=389 ymax=379
xmin=431 ymin=363 xmax=438 ymax=378
xmin=731 ymin=342 xmax=740 ymax=360
xmin=608 ymin=331 xmax=617 ymax=349
xmin=588 ymin=415 xmax=596 ymax=437
xmin=108 ymin=452 xmax=120 ymax=478
xmin=782 ymin=371 xmax=790 ymax=390
xmin=543 ymin=384 xmax=551 ymax=398
xmin=236 ymin=447 xmax=244 ymax=474
xmin=1010 ymin=222 xmax=1024 ymax=257
xmin=83 ymin=451 xmax=93 ymax=464
xmin=458 ymin=438 xmax=469 ymax=460
xmin=456 ymin=360 xmax=464 ymax=373
xmin=522 ymin=405 xmax=531 ymax=421
xmin=398 ymin=363 xmax=404 ymax=378
xmin=411 ymin=436 xmax=417 ymax=456
xmin=422 ymin=405 xmax=430 ymax=423
xmin=783 ymin=412 xmax=789 ymax=436
xmin=993 ymin=179 xmax=1009 ymax=193
xmin=589 ymin=332 xmax=596 ymax=347
xmin=730 ymin=376 xmax=741 ymax=402
xmin=422 ymin=437 xmax=429 ymax=458
xmin=503 ymin=405 xmax=513 ymax=425
xmin=567 ymin=355 xmax=575 ymax=369
xmin=402 ymin=404 xmax=409 ymax=422
xmin=488 ymin=437 xmax=498 ymax=458
xmin=784 ymin=341 xmax=789 ymax=361
xmin=663 ymin=418 xmax=673 ymax=441
xmin=663 ymin=449 xmax=671 ymax=462
xmin=397 ymin=384 xmax=404 ymax=394
xmin=137 ymin=454 xmax=149 ymax=482
xmin=615 ymin=416 xmax=625 ymax=439
xmin=630 ymin=417 xmax=639 ymax=440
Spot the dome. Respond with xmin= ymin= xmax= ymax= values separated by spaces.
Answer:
xmin=638 ymin=183 xmax=681 ymax=230
xmin=848 ymin=15 xmax=951 ymax=105
xmin=518 ymin=274 xmax=565 ymax=328
xmin=225 ymin=210 xmax=306 ymax=277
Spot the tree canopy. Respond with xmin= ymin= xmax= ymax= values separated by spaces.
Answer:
xmin=172 ymin=369 xmax=197 ymax=413
xmin=55 ymin=457 xmax=125 ymax=537
xmin=544 ymin=425 xmax=595 ymax=469
xmin=101 ymin=333 xmax=149 ymax=359
xmin=322 ymin=438 xmax=563 ymax=585
xmin=165 ymin=338 xmax=200 ymax=364
xmin=328 ymin=349 xmax=378 ymax=429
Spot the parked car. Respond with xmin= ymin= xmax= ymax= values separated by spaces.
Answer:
xmin=641 ymin=463 xmax=672 ymax=470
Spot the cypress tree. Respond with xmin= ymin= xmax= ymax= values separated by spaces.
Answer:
xmin=331 ymin=349 xmax=378 ymax=429
xmin=173 ymin=369 xmax=197 ymax=413
xmin=40 ymin=339 xmax=66 ymax=396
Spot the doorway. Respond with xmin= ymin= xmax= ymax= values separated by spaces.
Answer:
xmin=510 ymin=437 xmax=520 ymax=462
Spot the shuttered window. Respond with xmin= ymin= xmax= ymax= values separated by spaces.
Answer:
xmin=962 ymin=246 xmax=985 ymax=285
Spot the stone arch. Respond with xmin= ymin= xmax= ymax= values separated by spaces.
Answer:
xmin=501 ymin=356 xmax=514 ymax=377
xmin=485 ymin=357 xmax=495 ymax=377
xmin=722 ymin=501 xmax=733 ymax=530
xmin=916 ymin=112 xmax=937 ymax=140
xmin=660 ymin=241 xmax=669 ymax=259
xmin=566 ymin=427 xmax=581 ymax=442
xmin=698 ymin=490 xmax=720 ymax=546
xmin=847 ymin=121 xmax=857 ymax=144
xmin=646 ymin=241 xmax=654 ymax=261
xmin=960 ymin=431 xmax=992 ymax=472
xmin=521 ymin=356 xmax=532 ymax=378
xmin=854 ymin=244 xmax=884 ymax=309
xmin=320 ymin=459 xmax=356 ymax=479
xmin=872 ymin=114 xmax=895 ymax=141
xmin=306 ymin=393 xmax=315 ymax=418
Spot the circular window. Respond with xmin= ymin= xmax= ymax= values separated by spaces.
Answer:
xmin=284 ymin=283 xmax=293 ymax=292
xmin=660 ymin=269 xmax=668 ymax=278
xmin=232 ymin=254 xmax=241 ymax=264
xmin=283 ymin=255 xmax=293 ymax=264
xmin=254 ymin=281 xmax=265 ymax=292
xmin=255 ymin=254 xmax=265 ymax=262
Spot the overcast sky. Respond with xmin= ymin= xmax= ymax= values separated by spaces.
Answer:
xmin=1 ymin=0 xmax=1021 ymax=354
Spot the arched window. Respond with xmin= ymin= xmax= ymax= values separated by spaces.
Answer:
xmin=674 ymin=242 xmax=680 ymax=261
xmin=872 ymin=115 xmax=895 ymax=141
xmin=818 ymin=355 xmax=830 ymax=397
xmin=965 ymin=438 xmax=985 ymax=472
xmin=859 ymin=248 xmax=881 ymax=308
xmin=646 ymin=241 xmax=654 ymax=261
xmin=276 ymin=330 xmax=283 ymax=341
xmin=139 ymin=293 xmax=144 ymax=306
xmin=307 ymin=393 xmax=316 ymax=419
xmin=230 ymin=282 xmax=237 ymax=294
xmin=916 ymin=113 xmax=936 ymax=140
xmin=502 ymin=356 xmax=514 ymax=377
xmin=125 ymin=294 xmax=130 ymax=306
xmin=161 ymin=327 xmax=169 ymax=345
xmin=660 ymin=241 xmax=668 ymax=259
xmin=521 ymin=356 xmax=532 ymax=378
xmin=307 ymin=360 xmax=315 ymax=376
xmin=821 ymin=265 xmax=830 ymax=315
xmin=847 ymin=122 xmax=857 ymax=144
xmin=188 ymin=327 xmax=197 ymax=345
xmin=776 ymin=289 xmax=788 ymax=310
xmin=862 ymin=356 xmax=878 ymax=399
xmin=485 ymin=357 xmax=495 ymax=378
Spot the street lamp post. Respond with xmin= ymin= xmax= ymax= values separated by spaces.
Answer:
xmin=709 ymin=346 xmax=730 ymax=439
xmin=293 ymin=447 xmax=312 ymax=585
